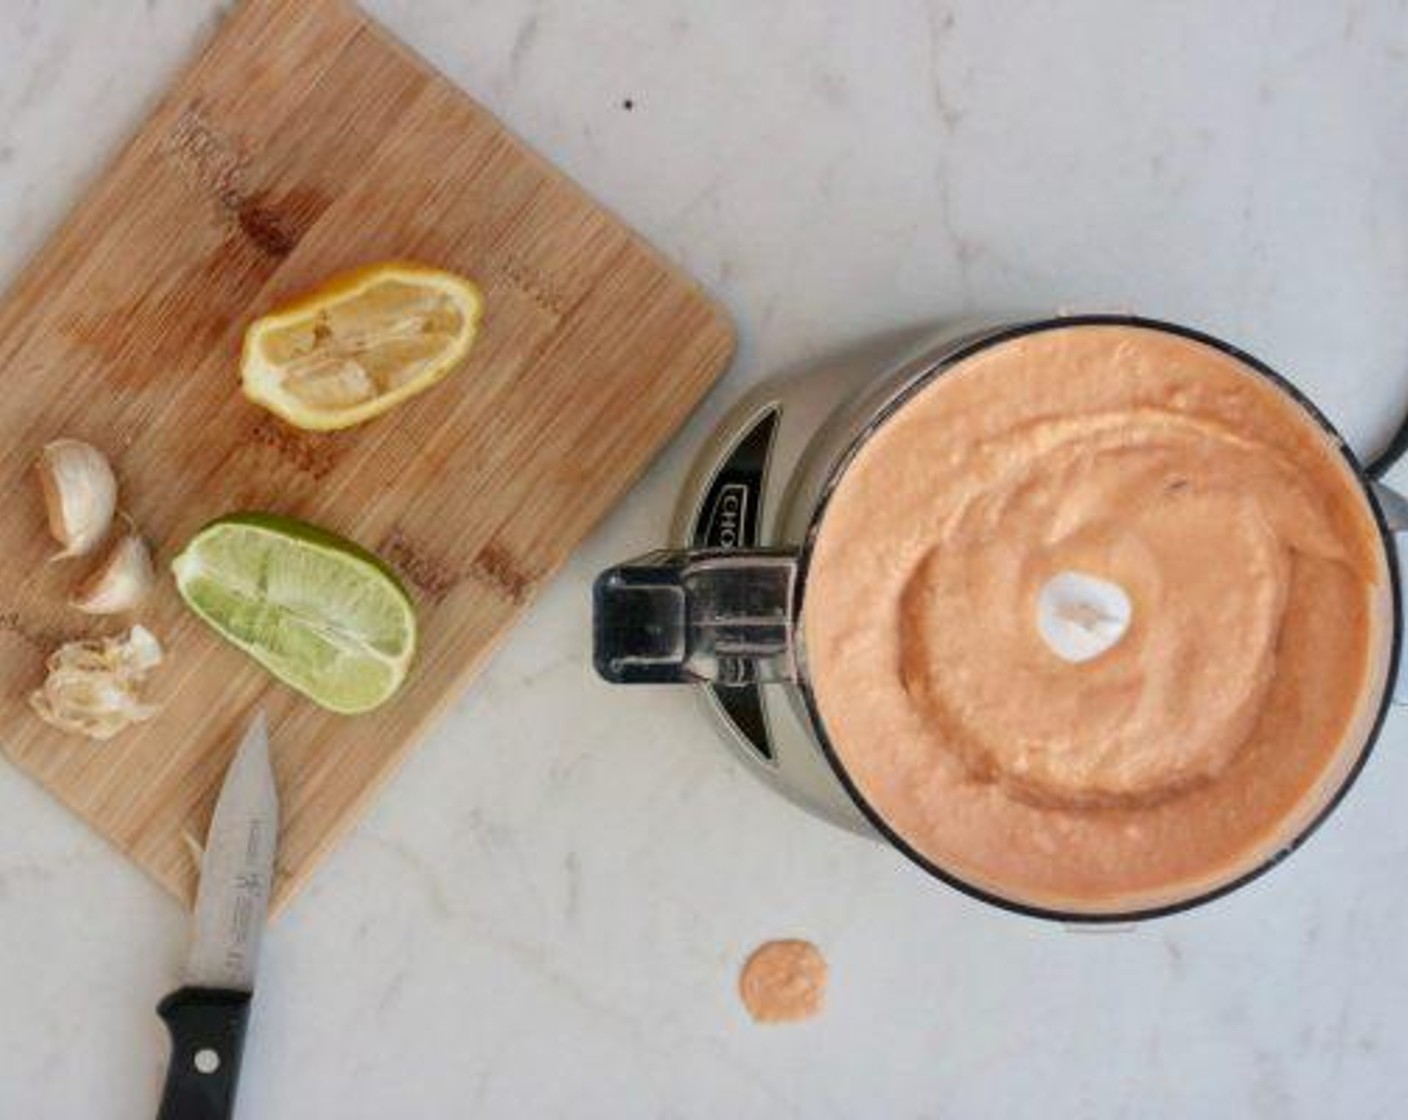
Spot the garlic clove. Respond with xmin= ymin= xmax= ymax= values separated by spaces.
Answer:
xmin=36 ymin=439 xmax=118 ymax=559
xmin=70 ymin=530 xmax=155 ymax=614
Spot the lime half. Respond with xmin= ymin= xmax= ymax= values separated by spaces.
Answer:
xmin=172 ymin=513 xmax=416 ymax=714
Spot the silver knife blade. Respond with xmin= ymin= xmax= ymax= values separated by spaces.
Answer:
xmin=186 ymin=710 xmax=279 ymax=992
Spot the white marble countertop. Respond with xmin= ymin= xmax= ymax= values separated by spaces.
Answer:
xmin=5 ymin=2 xmax=1408 ymax=1117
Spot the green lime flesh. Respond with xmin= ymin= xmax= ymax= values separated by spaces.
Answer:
xmin=172 ymin=513 xmax=416 ymax=714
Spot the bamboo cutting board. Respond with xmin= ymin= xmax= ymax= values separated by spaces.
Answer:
xmin=0 ymin=0 xmax=733 ymax=911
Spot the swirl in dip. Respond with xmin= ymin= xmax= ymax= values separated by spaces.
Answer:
xmin=803 ymin=324 xmax=1390 ymax=912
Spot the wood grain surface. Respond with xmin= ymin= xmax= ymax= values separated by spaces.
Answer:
xmin=0 ymin=0 xmax=734 ymax=911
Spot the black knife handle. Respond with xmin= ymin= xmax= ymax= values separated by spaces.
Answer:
xmin=155 ymin=987 xmax=252 ymax=1120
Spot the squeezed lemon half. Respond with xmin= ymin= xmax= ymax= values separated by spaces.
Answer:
xmin=241 ymin=261 xmax=483 ymax=432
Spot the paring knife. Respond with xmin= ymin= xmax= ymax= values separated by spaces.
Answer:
xmin=156 ymin=711 xmax=279 ymax=1120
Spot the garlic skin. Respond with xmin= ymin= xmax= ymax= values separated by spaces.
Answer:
xmin=121 ymin=623 xmax=164 ymax=671
xmin=36 ymin=439 xmax=118 ymax=559
xmin=29 ymin=624 xmax=163 ymax=740
xmin=71 ymin=531 xmax=154 ymax=614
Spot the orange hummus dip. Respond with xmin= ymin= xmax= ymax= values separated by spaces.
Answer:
xmin=739 ymin=940 xmax=828 ymax=1023
xmin=804 ymin=324 xmax=1389 ymax=911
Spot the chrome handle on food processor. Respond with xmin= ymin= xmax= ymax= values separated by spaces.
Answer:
xmin=593 ymin=550 xmax=799 ymax=685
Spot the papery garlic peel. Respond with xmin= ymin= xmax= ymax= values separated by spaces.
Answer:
xmin=28 ymin=624 xmax=163 ymax=740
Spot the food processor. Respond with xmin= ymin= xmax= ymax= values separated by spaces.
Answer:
xmin=593 ymin=315 xmax=1408 ymax=921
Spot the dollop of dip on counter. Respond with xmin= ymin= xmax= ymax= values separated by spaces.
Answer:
xmin=739 ymin=940 xmax=828 ymax=1024
xmin=804 ymin=324 xmax=1389 ymax=912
